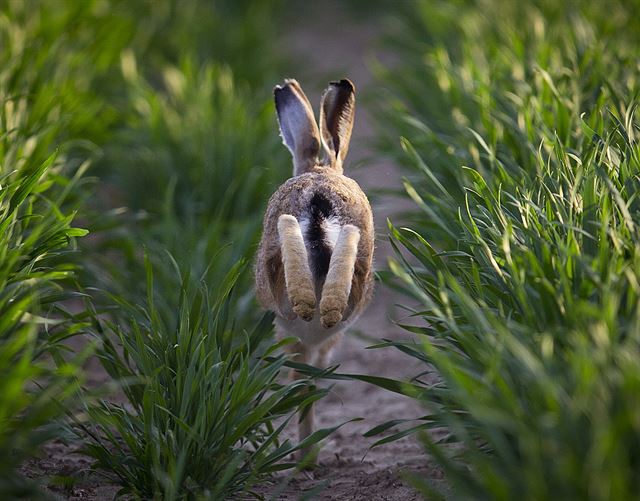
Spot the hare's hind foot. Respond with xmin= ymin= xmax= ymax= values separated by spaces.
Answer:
xmin=292 ymin=293 xmax=316 ymax=322
xmin=320 ymin=224 xmax=360 ymax=329
xmin=319 ymin=299 xmax=344 ymax=329
xmin=278 ymin=214 xmax=316 ymax=322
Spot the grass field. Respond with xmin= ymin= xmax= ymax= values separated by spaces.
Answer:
xmin=369 ymin=1 xmax=640 ymax=499
xmin=2 ymin=0 xmax=639 ymax=499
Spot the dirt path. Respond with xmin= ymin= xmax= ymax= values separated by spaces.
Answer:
xmin=257 ymin=3 xmax=443 ymax=499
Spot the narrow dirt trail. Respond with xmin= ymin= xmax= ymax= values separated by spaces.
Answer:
xmin=258 ymin=4 xmax=443 ymax=499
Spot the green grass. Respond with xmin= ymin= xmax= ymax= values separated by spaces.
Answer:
xmin=367 ymin=1 xmax=640 ymax=499
xmin=0 ymin=148 xmax=90 ymax=496
xmin=0 ymin=1 xmax=111 ymax=494
xmin=0 ymin=77 xmax=90 ymax=499
xmin=0 ymin=0 xmax=134 ymax=493
xmin=78 ymin=257 xmax=331 ymax=499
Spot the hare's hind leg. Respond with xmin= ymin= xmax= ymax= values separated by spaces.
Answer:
xmin=316 ymin=331 xmax=343 ymax=369
xmin=277 ymin=215 xmax=316 ymax=321
xmin=320 ymin=224 xmax=360 ymax=329
xmin=285 ymin=340 xmax=318 ymax=464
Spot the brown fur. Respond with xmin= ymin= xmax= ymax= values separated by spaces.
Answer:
xmin=256 ymin=170 xmax=374 ymax=314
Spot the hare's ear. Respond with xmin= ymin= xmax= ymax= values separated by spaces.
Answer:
xmin=274 ymin=79 xmax=321 ymax=176
xmin=319 ymin=79 xmax=355 ymax=171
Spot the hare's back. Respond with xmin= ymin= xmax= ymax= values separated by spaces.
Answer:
xmin=264 ymin=172 xmax=372 ymax=232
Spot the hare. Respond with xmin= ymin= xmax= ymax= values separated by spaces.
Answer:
xmin=255 ymin=78 xmax=374 ymax=461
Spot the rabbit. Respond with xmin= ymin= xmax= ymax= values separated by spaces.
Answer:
xmin=255 ymin=78 xmax=374 ymax=462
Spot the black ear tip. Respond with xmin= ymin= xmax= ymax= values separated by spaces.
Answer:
xmin=340 ymin=78 xmax=355 ymax=90
xmin=330 ymin=78 xmax=355 ymax=93
xmin=274 ymin=84 xmax=294 ymax=106
xmin=274 ymin=78 xmax=303 ymax=99
xmin=274 ymin=80 xmax=289 ymax=93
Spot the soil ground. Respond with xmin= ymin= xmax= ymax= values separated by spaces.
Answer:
xmin=21 ymin=3 xmax=445 ymax=500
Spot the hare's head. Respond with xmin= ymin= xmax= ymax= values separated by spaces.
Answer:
xmin=274 ymin=79 xmax=355 ymax=176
